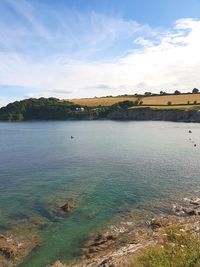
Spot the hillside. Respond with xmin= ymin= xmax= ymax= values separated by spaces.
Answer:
xmin=0 ymin=98 xmax=82 ymax=121
xmin=1 ymin=94 xmax=200 ymax=122
xmin=72 ymin=93 xmax=200 ymax=107
xmin=71 ymin=96 xmax=138 ymax=107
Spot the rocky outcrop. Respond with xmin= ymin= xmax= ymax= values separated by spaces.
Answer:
xmin=82 ymin=233 xmax=117 ymax=256
xmin=50 ymin=196 xmax=200 ymax=267
xmin=173 ymin=197 xmax=200 ymax=216
xmin=107 ymin=108 xmax=200 ymax=122
xmin=61 ymin=200 xmax=75 ymax=213
xmin=50 ymin=260 xmax=68 ymax=267
xmin=0 ymin=235 xmax=17 ymax=259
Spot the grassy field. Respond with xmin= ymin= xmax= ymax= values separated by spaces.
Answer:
xmin=130 ymin=105 xmax=200 ymax=110
xmin=71 ymin=96 xmax=137 ymax=107
xmin=142 ymin=94 xmax=200 ymax=105
xmin=72 ymin=94 xmax=200 ymax=107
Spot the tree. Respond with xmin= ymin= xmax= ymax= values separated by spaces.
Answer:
xmin=194 ymin=100 xmax=197 ymax=105
xmin=144 ymin=92 xmax=152 ymax=96
xmin=192 ymin=88 xmax=199 ymax=94
xmin=160 ymin=91 xmax=167 ymax=95
xmin=174 ymin=90 xmax=181 ymax=95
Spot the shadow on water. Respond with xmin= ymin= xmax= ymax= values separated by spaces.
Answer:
xmin=33 ymin=201 xmax=60 ymax=223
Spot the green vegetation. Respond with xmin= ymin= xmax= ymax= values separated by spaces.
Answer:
xmin=109 ymin=100 xmax=139 ymax=111
xmin=130 ymin=227 xmax=200 ymax=267
xmin=0 ymin=97 xmax=110 ymax=121
xmin=0 ymin=98 xmax=82 ymax=121
xmin=193 ymin=88 xmax=199 ymax=94
xmin=0 ymin=98 xmax=147 ymax=121
xmin=1 ymin=97 xmax=200 ymax=121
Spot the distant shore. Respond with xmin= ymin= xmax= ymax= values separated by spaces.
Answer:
xmin=1 ymin=107 xmax=200 ymax=123
xmin=107 ymin=107 xmax=200 ymax=122
xmin=1 ymin=94 xmax=200 ymax=122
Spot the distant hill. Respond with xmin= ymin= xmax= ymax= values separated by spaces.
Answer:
xmin=0 ymin=98 xmax=82 ymax=121
xmin=1 ymin=93 xmax=200 ymax=121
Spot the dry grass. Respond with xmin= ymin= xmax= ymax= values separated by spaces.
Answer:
xmin=142 ymin=94 xmax=200 ymax=105
xmin=130 ymin=105 xmax=200 ymax=110
xmin=71 ymin=96 xmax=137 ymax=107
xmin=71 ymin=94 xmax=200 ymax=107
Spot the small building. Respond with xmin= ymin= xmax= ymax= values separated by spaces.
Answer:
xmin=76 ymin=107 xmax=85 ymax=111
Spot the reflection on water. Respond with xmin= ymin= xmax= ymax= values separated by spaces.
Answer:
xmin=0 ymin=121 xmax=200 ymax=266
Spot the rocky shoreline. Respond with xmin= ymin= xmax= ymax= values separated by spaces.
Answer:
xmin=107 ymin=108 xmax=200 ymax=122
xmin=2 ymin=197 xmax=200 ymax=267
xmin=50 ymin=197 xmax=200 ymax=267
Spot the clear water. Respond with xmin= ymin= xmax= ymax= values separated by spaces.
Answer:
xmin=1 ymin=121 xmax=200 ymax=266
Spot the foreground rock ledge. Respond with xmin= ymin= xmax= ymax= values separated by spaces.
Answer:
xmin=50 ymin=197 xmax=200 ymax=267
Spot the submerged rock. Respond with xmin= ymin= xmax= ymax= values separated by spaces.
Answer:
xmin=83 ymin=233 xmax=117 ymax=256
xmin=50 ymin=260 xmax=68 ymax=267
xmin=61 ymin=200 xmax=75 ymax=213
xmin=0 ymin=235 xmax=17 ymax=259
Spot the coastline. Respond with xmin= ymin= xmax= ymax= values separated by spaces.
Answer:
xmin=107 ymin=108 xmax=200 ymax=122
xmin=50 ymin=197 xmax=200 ymax=267
xmin=1 ymin=108 xmax=200 ymax=123
xmin=2 ymin=196 xmax=200 ymax=267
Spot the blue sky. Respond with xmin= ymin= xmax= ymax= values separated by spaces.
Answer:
xmin=0 ymin=0 xmax=200 ymax=106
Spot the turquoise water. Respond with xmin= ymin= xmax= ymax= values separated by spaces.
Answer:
xmin=1 ymin=121 xmax=200 ymax=266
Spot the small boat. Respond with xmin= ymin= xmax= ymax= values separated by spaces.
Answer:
xmin=70 ymin=136 xmax=74 ymax=139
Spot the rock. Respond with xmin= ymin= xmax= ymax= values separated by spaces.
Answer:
xmin=50 ymin=260 xmax=67 ymax=267
xmin=172 ymin=204 xmax=183 ymax=213
xmin=0 ymin=235 xmax=17 ymax=259
xmin=183 ymin=208 xmax=196 ymax=216
xmin=183 ymin=197 xmax=200 ymax=206
xmin=98 ymin=257 xmax=114 ymax=267
xmin=61 ymin=200 xmax=75 ymax=213
xmin=173 ymin=197 xmax=200 ymax=216
xmin=149 ymin=217 xmax=172 ymax=229
xmin=106 ymin=234 xmax=117 ymax=241
xmin=189 ymin=198 xmax=200 ymax=206
xmin=83 ymin=233 xmax=117 ymax=255
xmin=194 ymin=209 xmax=200 ymax=215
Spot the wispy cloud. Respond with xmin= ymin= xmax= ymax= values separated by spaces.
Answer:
xmin=0 ymin=0 xmax=200 ymax=106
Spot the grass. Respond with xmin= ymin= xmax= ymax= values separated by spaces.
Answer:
xmin=142 ymin=94 xmax=200 ymax=105
xmin=71 ymin=94 xmax=200 ymax=107
xmin=71 ymin=96 xmax=137 ymax=107
xmin=130 ymin=105 xmax=200 ymax=110
xmin=129 ymin=227 xmax=200 ymax=267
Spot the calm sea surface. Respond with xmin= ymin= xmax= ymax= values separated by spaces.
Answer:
xmin=1 ymin=121 xmax=200 ymax=266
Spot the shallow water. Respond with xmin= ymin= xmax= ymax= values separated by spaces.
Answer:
xmin=1 ymin=121 xmax=200 ymax=266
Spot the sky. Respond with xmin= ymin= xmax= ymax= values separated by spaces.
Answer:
xmin=0 ymin=0 xmax=200 ymax=106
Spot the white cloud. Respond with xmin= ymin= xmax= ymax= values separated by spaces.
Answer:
xmin=0 ymin=8 xmax=200 ymax=104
